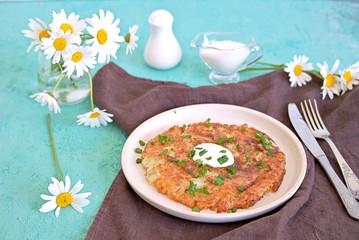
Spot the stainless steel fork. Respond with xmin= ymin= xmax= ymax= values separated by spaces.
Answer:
xmin=300 ymin=99 xmax=359 ymax=200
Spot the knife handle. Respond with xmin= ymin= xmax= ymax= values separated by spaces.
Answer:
xmin=317 ymin=155 xmax=359 ymax=219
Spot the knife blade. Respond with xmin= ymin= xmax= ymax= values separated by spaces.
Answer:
xmin=288 ymin=103 xmax=359 ymax=219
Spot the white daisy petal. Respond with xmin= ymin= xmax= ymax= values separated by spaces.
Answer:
xmin=30 ymin=92 xmax=61 ymax=113
xmin=77 ymin=108 xmax=113 ymax=127
xmin=48 ymin=183 xmax=60 ymax=196
xmin=284 ymin=55 xmax=313 ymax=87
xmin=39 ymin=199 xmax=57 ymax=213
xmin=55 ymin=206 xmax=61 ymax=218
xmin=73 ymin=192 xmax=92 ymax=200
xmin=40 ymin=194 xmax=56 ymax=201
xmin=39 ymin=176 xmax=91 ymax=218
xmin=73 ymin=197 xmax=90 ymax=207
xmin=86 ymin=9 xmax=123 ymax=63
xmin=64 ymin=176 xmax=71 ymax=192
xmin=70 ymin=180 xmax=84 ymax=195
xmin=318 ymin=60 xmax=343 ymax=100
xmin=71 ymin=202 xmax=84 ymax=213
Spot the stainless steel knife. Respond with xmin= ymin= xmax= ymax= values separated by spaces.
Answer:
xmin=288 ymin=103 xmax=359 ymax=219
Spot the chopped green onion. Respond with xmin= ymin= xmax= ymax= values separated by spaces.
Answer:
xmin=231 ymin=207 xmax=238 ymax=213
xmin=206 ymin=118 xmax=212 ymax=128
xmin=188 ymin=181 xmax=197 ymax=196
xmin=194 ymin=159 xmax=203 ymax=166
xmin=236 ymin=144 xmax=241 ymax=150
xmin=151 ymin=141 xmax=155 ymax=146
xmin=237 ymin=185 xmax=246 ymax=192
xmin=227 ymin=137 xmax=235 ymax=143
xmin=196 ymin=186 xmax=210 ymax=195
xmin=187 ymin=150 xmax=195 ymax=158
xmin=167 ymin=155 xmax=179 ymax=163
xmin=227 ymin=166 xmax=236 ymax=174
xmin=136 ymin=158 xmax=142 ymax=164
xmin=198 ymin=165 xmax=207 ymax=176
xmin=169 ymin=136 xmax=174 ymax=141
xmin=217 ymin=155 xmax=229 ymax=165
xmin=216 ymin=137 xmax=225 ymax=144
xmin=206 ymin=156 xmax=212 ymax=160
xmin=178 ymin=160 xmax=187 ymax=168
xmin=244 ymin=147 xmax=252 ymax=153
xmin=139 ymin=140 xmax=145 ymax=146
xmin=181 ymin=134 xmax=192 ymax=138
xmin=212 ymin=175 xmax=225 ymax=185
xmin=159 ymin=148 xmax=168 ymax=156
xmin=219 ymin=149 xmax=227 ymax=154
xmin=227 ymin=174 xmax=234 ymax=179
xmin=241 ymin=127 xmax=247 ymax=131
xmin=267 ymin=150 xmax=274 ymax=157
xmin=192 ymin=206 xmax=200 ymax=212
xmin=158 ymin=135 xmax=168 ymax=144
xmin=187 ymin=168 xmax=194 ymax=174
xmin=199 ymin=149 xmax=208 ymax=156
xmin=180 ymin=124 xmax=187 ymax=130
xmin=246 ymin=157 xmax=252 ymax=163
xmin=257 ymin=160 xmax=265 ymax=169
xmin=255 ymin=131 xmax=263 ymax=139
xmin=135 ymin=148 xmax=142 ymax=154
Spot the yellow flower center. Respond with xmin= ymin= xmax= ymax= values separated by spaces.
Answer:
xmin=90 ymin=112 xmax=100 ymax=118
xmin=325 ymin=74 xmax=335 ymax=87
xmin=97 ymin=29 xmax=108 ymax=45
xmin=71 ymin=51 xmax=83 ymax=63
xmin=56 ymin=192 xmax=73 ymax=208
xmin=343 ymin=70 xmax=352 ymax=83
xmin=39 ymin=29 xmax=50 ymax=40
xmin=53 ymin=37 xmax=67 ymax=51
xmin=60 ymin=23 xmax=73 ymax=34
xmin=293 ymin=65 xmax=303 ymax=76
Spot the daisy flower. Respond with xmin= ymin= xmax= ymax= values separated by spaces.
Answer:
xmin=284 ymin=55 xmax=314 ymax=87
xmin=50 ymin=9 xmax=86 ymax=35
xmin=124 ymin=25 xmax=139 ymax=55
xmin=339 ymin=61 xmax=359 ymax=94
xmin=317 ymin=60 xmax=342 ymax=100
xmin=86 ymin=9 xmax=124 ymax=64
xmin=30 ymin=92 xmax=61 ymax=114
xmin=77 ymin=107 xmax=113 ymax=127
xmin=62 ymin=45 xmax=96 ymax=78
xmin=22 ymin=18 xmax=51 ymax=53
xmin=39 ymin=176 xmax=91 ymax=218
xmin=41 ymin=29 xmax=81 ymax=64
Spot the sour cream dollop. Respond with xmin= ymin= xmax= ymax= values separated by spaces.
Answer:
xmin=192 ymin=143 xmax=234 ymax=168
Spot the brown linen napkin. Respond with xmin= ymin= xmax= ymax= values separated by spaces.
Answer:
xmin=86 ymin=62 xmax=359 ymax=240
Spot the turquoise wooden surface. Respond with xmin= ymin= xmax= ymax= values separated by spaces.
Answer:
xmin=0 ymin=0 xmax=358 ymax=239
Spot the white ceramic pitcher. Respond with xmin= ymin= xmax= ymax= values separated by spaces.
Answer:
xmin=144 ymin=9 xmax=182 ymax=70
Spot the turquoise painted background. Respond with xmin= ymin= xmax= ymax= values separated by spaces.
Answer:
xmin=0 ymin=0 xmax=358 ymax=239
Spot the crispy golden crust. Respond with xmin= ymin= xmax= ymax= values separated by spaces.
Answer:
xmin=141 ymin=121 xmax=286 ymax=213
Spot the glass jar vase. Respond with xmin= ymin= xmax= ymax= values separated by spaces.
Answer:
xmin=37 ymin=52 xmax=90 ymax=105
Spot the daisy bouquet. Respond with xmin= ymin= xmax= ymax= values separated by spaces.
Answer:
xmin=23 ymin=9 xmax=139 ymax=127
xmin=245 ymin=56 xmax=359 ymax=100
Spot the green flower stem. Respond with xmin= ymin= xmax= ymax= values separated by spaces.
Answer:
xmin=50 ymin=63 xmax=65 ymax=95
xmin=87 ymin=71 xmax=94 ymax=111
xmin=306 ymin=70 xmax=323 ymax=79
xmin=257 ymin=61 xmax=285 ymax=68
xmin=47 ymin=113 xmax=63 ymax=182
xmin=243 ymin=67 xmax=278 ymax=71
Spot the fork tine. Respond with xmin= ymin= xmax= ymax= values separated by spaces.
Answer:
xmin=302 ymin=100 xmax=317 ymax=131
xmin=307 ymin=99 xmax=321 ymax=130
xmin=300 ymin=101 xmax=314 ymax=131
xmin=312 ymin=99 xmax=327 ymax=130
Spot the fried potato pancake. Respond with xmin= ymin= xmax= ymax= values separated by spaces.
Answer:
xmin=141 ymin=120 xmax=286 ymax=213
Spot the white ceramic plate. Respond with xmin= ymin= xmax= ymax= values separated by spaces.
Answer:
xmin=121 ymin=104 xmax=307 ymax=223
